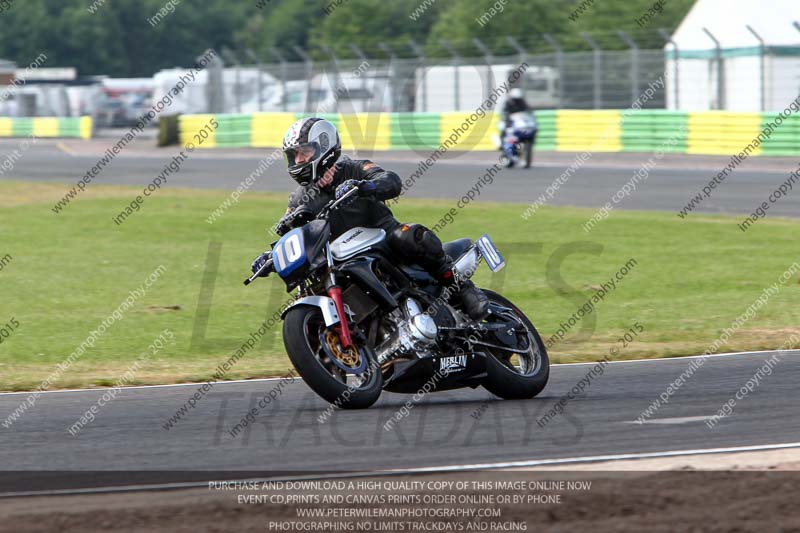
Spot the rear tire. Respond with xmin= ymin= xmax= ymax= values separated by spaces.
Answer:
xmin=480 ymin=290 xmax=549 ymax=400
xmin=283 ymin=306 xmax=382 ymax=409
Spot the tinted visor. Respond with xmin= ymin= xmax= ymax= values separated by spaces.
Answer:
xmin=284 ymin=142 xmax=321 ymax=169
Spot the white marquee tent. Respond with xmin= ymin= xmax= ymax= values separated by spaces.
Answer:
xmin=666 ymin=0 xmax=800 ymax=111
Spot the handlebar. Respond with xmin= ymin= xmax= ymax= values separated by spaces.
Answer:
xmin=244 ymin=257 xmax=273 ymax=285
xmin=318 ymin=186 xmax=359 ymax=218
xmin=275 ymin=186 xmax=359 ymax=231
xmin=244 ymin=187 xmax=359 ymax=286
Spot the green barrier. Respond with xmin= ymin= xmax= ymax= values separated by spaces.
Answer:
xmin=176 ymin=110 xmax=800 ymax=157
xmin=390 ymin=113 xmax=440 ymax=150
xmin=58 ymin=117 xmax=84 ymax=137
xmin=759 ymin=114 xmax=800 ymax=155
xmin=621 ymin=111 xmax=688 ymax=153
xmin=0 ymin=117 xmax=92 ymax=139
xmin=534 ymin=110 xmax=557 ymax=150
xmin=214 ymin=114 xmax=253 ymax=147
xmin=11 ymin=118 xmax=34 ymax=137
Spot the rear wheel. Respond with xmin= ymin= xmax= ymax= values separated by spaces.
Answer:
xmin=283 ymin=306 xmax=382 ymax=409
xmin=480 ymin=290 xmax=549 ymax=399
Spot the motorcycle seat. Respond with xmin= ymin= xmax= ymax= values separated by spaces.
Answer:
xmin=443 ymin=238 xmax=473 ymax=259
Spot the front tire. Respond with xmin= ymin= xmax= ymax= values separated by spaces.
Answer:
xmin=480 ymin=290 xmax=549 ymax=399
xmin=283 ymin=307 xmax=382 ymax=409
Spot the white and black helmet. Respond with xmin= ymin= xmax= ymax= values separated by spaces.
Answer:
xmin=282 ymin=117 xmax=341 ymax=185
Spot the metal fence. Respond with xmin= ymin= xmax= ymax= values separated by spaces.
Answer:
xmin=210 ymin=25 xmax=800 ymax=115
xmin=4 ymin=28 xmax=799 ymax=121
xmin=213 ymin=46 xmax=670 ymax=115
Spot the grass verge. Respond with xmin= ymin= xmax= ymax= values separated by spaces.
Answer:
xmin=0 ymin=180 xmax=798 ymax=391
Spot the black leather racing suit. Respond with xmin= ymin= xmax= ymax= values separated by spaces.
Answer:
xmin=286 ymin=158 xmax=400 ymax=239
xmin=281 ymin=157 xmax=488 ymax=318
xmin=502 ymin=97 xmax=530 ymax=119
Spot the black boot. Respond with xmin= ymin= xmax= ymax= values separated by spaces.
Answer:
xmin=455 ymin=279 xmax=490 ymax=320
xmin=432 ymin=256 xmax=490 ymax=321
xmin=406 ymin=234 xmax=489 ymax=320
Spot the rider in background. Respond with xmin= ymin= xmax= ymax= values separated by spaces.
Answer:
xmin=497 ymin=88 xmax=538 ymax=168
xmin=501 ymin=88 xmax=530 ymax=120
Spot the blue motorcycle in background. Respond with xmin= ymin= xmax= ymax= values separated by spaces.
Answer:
xmin=499 ymin=112 xmax=538 ymax=169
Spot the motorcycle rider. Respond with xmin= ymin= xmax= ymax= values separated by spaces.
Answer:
xmin=501 ymin=87 xmax=530 ymax=120
xmin=498 ymin=88 xmax=537 ymax=166
xmin=252 ymin=117 xmax=489 ymax=320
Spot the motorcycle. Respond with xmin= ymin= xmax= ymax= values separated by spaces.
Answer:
xmin=245 ymin=187 xmax=549 ymax=409
xmin=499 ymin=112 xmax=538 ymax=169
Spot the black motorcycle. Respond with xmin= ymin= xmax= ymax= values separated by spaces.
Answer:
xmin=245 ymin=188 xmax=549 ymax=409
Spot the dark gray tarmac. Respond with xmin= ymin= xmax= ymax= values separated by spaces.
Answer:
xmin=2 ymin=136 xmax=799 ymax=217
xmin=1 ymin=350 xmax=798 ymax=492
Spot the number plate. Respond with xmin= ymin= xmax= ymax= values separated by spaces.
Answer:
xmin=273 ymin=228 xmax=307 ymax=278
xmin=476 ymin=234 xmax=505 ymax=272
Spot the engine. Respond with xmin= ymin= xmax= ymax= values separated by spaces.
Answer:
xmin=375 ymin=298 xmax=438 ymax=364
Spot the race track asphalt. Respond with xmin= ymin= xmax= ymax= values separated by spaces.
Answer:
xmin=1 ymin=350 xmax=798 ymax=493
xmin=2 ymin=135 xmax=799 ymax=217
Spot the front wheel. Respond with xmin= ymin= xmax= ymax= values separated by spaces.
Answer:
xmin=283 ymin=306 xmax=382 ymax=409
xmin=480 ymin=290 xmax=549 ymax=399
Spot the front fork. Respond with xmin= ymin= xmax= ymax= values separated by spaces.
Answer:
xmin=502 ymin=139 xmax=518 ymax=161
xmin=325 ymin=243 xmax=354 ymax=349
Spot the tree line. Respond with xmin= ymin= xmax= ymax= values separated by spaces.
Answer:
xmin=0 ymin=0 xmax=693 ymax=77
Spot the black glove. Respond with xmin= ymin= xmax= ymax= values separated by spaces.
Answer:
xmin=251 ymin=251 xmax=272 ymax=277
xmin=335 ymin=179 xmax=376 ymax=204
xmin=275 ymin=206 xmax=313 ymax=235
xmin=274 ymin=218 xmax=291 ymax=236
